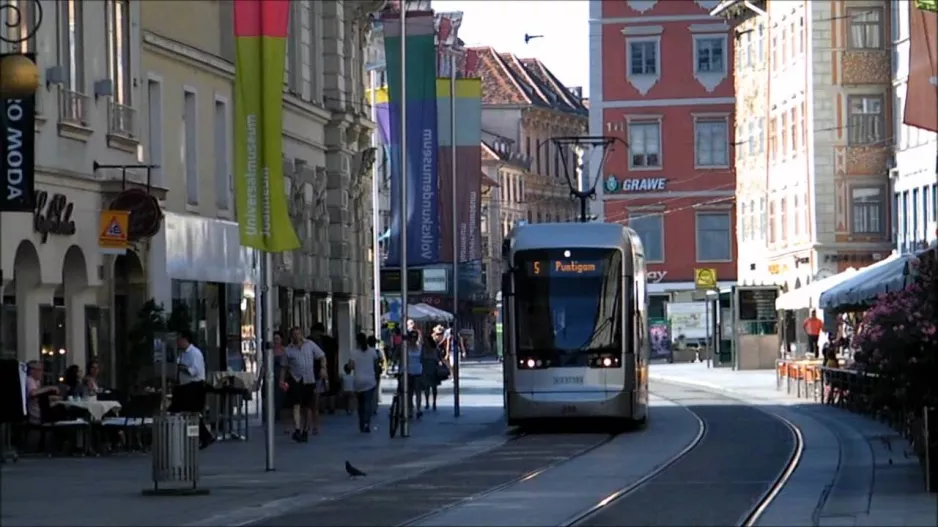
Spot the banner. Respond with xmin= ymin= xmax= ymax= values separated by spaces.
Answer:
xmin=437 ymin=78 xmax=483 ymax=264
xmin=233 ymin=0 xmax=300 ymax=252
xmin=0 ymin=53 xmax=36 ymax=213
xmin=649 ymin=318 xmax=673 ymax=362
xmin=383 ymin=12 xmax=441 ymax=267
xmin=904 ymin=2 xmax=938 ymax=133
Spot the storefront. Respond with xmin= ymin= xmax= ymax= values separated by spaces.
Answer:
xmin=0 ymin=183 xmax=107 ymax=382
xmin=150 ymin=212 xmax=258 ymax=373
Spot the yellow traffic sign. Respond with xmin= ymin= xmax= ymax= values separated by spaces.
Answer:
xmin=99 ymin=210 xmax=130 ymax=254
xmin=694 ymin=268 xmax=718 ymax=290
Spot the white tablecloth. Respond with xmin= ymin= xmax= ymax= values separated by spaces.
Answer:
xmin=53 ymin=399 xmax=122 ymax=421
xmin=207 ymin=371 xmax=256 ymax=391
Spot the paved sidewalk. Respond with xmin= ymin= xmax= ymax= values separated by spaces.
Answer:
xmin=0 ymin=391 xmax=507 ymax=527
xmin=651 ymin=363 xmax=938 ymax=527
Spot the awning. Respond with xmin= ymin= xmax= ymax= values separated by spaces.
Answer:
xmin=413 ymin=303 xmax=454 ymax=321
xmin=775 ymin=268 xmax=859 ymax=311
xmin=818 ymin=253 xmax=912 ymax=311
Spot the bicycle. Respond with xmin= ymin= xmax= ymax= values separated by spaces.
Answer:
xmin=388 ymin=373 xmax=404 ymax=438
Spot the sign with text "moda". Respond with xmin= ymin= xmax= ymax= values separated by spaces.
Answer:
xmin=604 ymin=176 xmax=667 ymax=194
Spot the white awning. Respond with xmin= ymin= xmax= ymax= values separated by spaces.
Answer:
xmin=775 ymin=267 xmax=860 ymax=311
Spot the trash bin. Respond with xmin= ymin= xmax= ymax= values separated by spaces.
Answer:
xmin=142 ymin=413 xmax=209 ymax=495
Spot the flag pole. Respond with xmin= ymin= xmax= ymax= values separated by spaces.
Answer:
xmin=370 ymin=69 xmax=382 ymax=342
xmin=261 ymin=252 xmax=273 ymax=470
xmin=449 ymin=50 xmax=460 ymax=418
xmin=399 ymin=7 xmax=410 ymax=439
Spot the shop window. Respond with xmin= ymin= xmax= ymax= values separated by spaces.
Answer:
xmin=39 ymin=305 xmax=66 ymax=384
xmin=1 ymin=297 xmax=16 ymax=360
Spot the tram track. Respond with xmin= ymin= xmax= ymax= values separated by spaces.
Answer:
xmin=250 ymin=431 xmax=618 ymax=527
xmin=561 ymin=384 xmax=805 ymax=527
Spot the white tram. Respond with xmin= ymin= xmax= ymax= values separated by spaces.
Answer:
xmin=501 ymin=223 xmax=649 ymax=428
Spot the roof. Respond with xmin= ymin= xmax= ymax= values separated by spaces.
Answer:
xmin=481 ymin=140 xmax=530 ymax=170
xmin=480 ymin=171 xmax=499 ymax=187
xmin=470 ymin=46 xmax=587 ymax=118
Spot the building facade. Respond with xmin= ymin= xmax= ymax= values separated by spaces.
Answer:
xmin=890 ymin=0 xmax=937 ymax=255
xmin=1 ymin=0 xmax=146 ymax=384
xmin=715 ymin=0 xmax=895 ymax=291
xmin=140 ymin=1 xmax=375 ymax=377
xmin=589 ymin=0 xmax=737 ymax=316
xmin=473 ymin=46 xmax=587 ymax=230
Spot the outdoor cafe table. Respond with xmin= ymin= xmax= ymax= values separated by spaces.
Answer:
xmin=776 ymin=359 xmax=823 ymax=400
xmin=52 ymin=398 xmax=122 ymax=421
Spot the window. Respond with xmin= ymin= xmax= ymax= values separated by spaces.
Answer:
xmin=851 ymin=186 xmax=885 ymax=235
xmin=781 ymin=26 xmax=788 ymax=65
xmin=848 ymin=8 xmax=883 ymax=49
xmin=629 ymin=40 xmax=658 ymax=75
xmin=749 ymin=199 xmax=756 ymax=241
xmin=146 ymin=79 xmax=163 ymax=187
xmin=771 ymin=34 xmax=778 ymax=70
xmin=848 ymin=96 xmax=884 ymax=145
xmin=554 ymin=148 xmax=561 ymax=179
xmin=768 ymin=201 xmax=776 ymax=243
xmin=628 ymin=121 xmax=661 ymax=168
xmin=912 ymin=188 xmax=920 ymax=241
xmin=780 ymin=198 xmax=788 ymax=241
xmin=694 ymin=118 xmax=728 ymax=167
xmin=900 ymin=191 xmax=909 ymax=241
xmin=759 ymin=197 xmax=766 ymax=240
xmin=57 ymin=0 xmax=84 ymax=91
xmin=758 ymin=118 xmax=765 ymax=153
xmin=745 ymin=32 xmax=753 ymax=67
xmin=695 ymin=37 xmax=725 ymax=73
xmin=107 ymin=0 xmax=132 ymax=104
xmin=214 ymin=99 xmax=230 ymax=210
xmin=793 ymin=195 xmax=801 ymax=236
xmin=740 ymin=203 xmax=749 ymax=242
xmin=747 ymin=120 xmax=756 ymax=155
xmin=629 ymin=213 xmax=664 ymax=262
xmin=768 ymin=118 xmax=777 ymax=161
xmin=757 ymin=24 xmax=764 ymax=60
xmin=791 ymin=107 xmax=800 ymax=153
xmin=696 ymin=212 xmax=732 ymax=262
xmin=781 ymin=112 xmax=789 ymax=157
xmin=184 ymin=89 xmax=198 ymax=205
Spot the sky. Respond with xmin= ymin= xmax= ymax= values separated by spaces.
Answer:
xmin=432 ymin=1 xmax=591 ymax=95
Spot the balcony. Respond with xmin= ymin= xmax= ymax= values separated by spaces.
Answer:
xmin=57 ymin=89 xmax=92 ymax=140
xmin=107 ymin=101 xmax=139 ymax=153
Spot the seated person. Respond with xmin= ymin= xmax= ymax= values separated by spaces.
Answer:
xmin=25 ymin=361 xmax=61 ymax=424
xmin=83 ymin=360 xmax=102 ymax=396
xmin=60 ymin=365 xmax=87 ymax=398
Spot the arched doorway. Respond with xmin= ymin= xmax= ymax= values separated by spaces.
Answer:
xmin=114 ymin=251 xmax=146 ymax=391
xmin=38 ymin=246 xmax=89 ymax=382
xmin=7 ymin=241 xmax=41 ymax=361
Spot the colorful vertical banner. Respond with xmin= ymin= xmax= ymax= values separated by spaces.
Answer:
xmin=232 ymin=0 xmax=300 ymax=252
xmin=437 ymin=78 xmax=483 ymax=264
xmin=383 ymin=12 xmax=441 ymax=267
xmin=905 ymin=2 xmax=938 ymax=133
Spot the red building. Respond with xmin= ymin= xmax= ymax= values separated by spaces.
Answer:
xmin=588 ymin=0 xmax=737 ymax=314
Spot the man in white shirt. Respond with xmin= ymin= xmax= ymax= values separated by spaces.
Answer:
xmin=280 ymin=327 xmax=327 ymax=442
xmin=351 ymin=332 xmax=381 ymax=432
xmin=169 ymin=330 xmax=214 ymax=449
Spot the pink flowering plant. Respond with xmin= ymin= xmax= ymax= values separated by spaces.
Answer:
xmin=852 ymin=254 xmax=938 ymax=414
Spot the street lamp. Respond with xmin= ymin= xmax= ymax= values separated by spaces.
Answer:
xmin=0 ymin=1 xmax=42 ymax=99
xmin=551 ymin=136 xmax=623 ymax=223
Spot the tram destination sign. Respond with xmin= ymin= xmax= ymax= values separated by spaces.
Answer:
xmin=527 ymin=260 xmax=605 ymax=277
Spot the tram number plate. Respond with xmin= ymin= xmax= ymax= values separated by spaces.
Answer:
xmin=561 ymin=405 xmax=577 ymax=415
xmin=553 ymin=376 xmax=584 ymax=385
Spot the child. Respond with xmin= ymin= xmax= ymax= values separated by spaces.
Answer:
xmin=341 ymin=361 xmax=355 ymax=415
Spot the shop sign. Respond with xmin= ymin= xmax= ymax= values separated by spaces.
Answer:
xmin=33 ymin=191 xmax=76 ymax=243
xmin=110 ymin=188 xmax=163 ymax=241
xmin=98 ymin=210 xmax=130 ymax=255
xmin=694 ymin=268 xmax=717 ymax=290
xmin=823 ymin=253 xmax=883 ymax=263
xmin=647 ymin=270 xmax=668 ymax=283
xmin=0 ymin=53 xmax=36 ymax=213
xmin=604 ymin=176 xmax=667 ymax=194
xmin=768 ymin=263 xmax=789 ymax=275
xmin=422 ymin=268 xmax=447 ymax=292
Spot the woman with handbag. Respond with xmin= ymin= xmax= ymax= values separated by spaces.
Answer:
xmin=422 ymin=326 xmax=450 ymax=412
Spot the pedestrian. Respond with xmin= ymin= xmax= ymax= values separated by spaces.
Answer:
xmin=341 ymin=361 xmax=355 ymax=415
xmin=367 ymin=335 xmax=385 ymax=416
xmin=422 ymin=326 xmax=448 ymax=411
xmin=803 ymin=310 xmax=824 ymax=357
xmin=279 ymin=327 xmax=327 ymax=442
xmin=351 ymin=332 xmax=381 ymax=433
xmin=169 ymin=330 xmax=215 ymax=450
xmin=404 ymin=331 xmax=424 ymax=419
xmin=257 ymin=330 xmax=291 ymax=434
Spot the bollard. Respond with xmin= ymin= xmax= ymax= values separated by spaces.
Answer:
xmin=141 ymin=413 xmax=210 ymax=496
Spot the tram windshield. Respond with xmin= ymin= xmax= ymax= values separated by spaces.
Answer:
xmin=513 ymin=248 xmax=624 ymax=366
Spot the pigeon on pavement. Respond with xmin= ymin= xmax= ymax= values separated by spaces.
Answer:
xmin=346 ymin=460 xmax=367 ymax=478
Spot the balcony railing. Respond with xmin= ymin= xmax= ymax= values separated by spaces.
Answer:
xmin=58 ymin=89 xmax=89 ymax=126
xmin=108 ymin=101 xmax=137 ymax=138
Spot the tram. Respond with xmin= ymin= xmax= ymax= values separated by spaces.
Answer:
xmin=501 ymin=223 xmax=649 ymax=428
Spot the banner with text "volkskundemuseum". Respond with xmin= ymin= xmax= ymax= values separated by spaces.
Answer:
xmin=382 ymin=10 xmax=441 ymax=267
xmin=233 ymin=0 xmax=299 ymax=252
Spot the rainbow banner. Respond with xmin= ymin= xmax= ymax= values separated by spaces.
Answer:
xmin=233 ymin=0 xmax=299 ymax=252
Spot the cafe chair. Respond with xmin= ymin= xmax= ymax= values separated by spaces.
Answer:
xmin=30 ymin=395 xmax=90 ymax=456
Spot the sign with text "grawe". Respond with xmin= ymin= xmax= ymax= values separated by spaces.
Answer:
xmin=604 ymin=176 xmax=667 ymax=194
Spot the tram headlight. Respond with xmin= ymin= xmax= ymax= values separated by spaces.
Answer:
xmin=526 ymin=358 xmax=536 ymax=369
xmin=589 ymin=354 xmax=621 ymax=369
xmin=518 ymin=356 xmax=547 ymax=369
